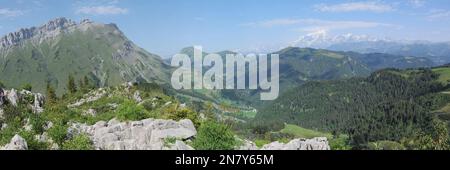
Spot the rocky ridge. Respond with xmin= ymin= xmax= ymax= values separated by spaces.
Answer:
xmin=68 ymin=118 xmax=197 ymax=150
xmin=0 ymin=88 xmax=45 ymax=117
xmin=0 ymin=18 xmax=103 ymax=51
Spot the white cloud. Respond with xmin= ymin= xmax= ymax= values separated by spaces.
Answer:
xmin=296 ymin=19 xmax=397 ymax=32
xmin=241 ymin=18 xmax=396 ymax=32
xmin=76 ymin=5 xmax=128 ymax=15
xmin=314 ymin=1 xmax=394 ymax=13
xmin=427 ymin=9 xmax=450 ymax=20
xmin=0 ymin=8 xmax=25 ymax=18
xmin=409 ymin=0 xmax=426 ymax=8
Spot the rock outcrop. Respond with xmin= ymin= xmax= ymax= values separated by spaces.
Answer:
xmin=68 ymin=88 xmax=106 ymax=108
xmin=0 ymin=88 xmax=5 ymax=107
xmin=133 ymin=91 xmax=142 ymax=103
xmin=0 ymin=18 xmax=78 ymax=49
xmin=0 ymin=109 xmax=4 ymax=119
xmin=5 ymin=89 xmax=18 ymax=106
xmin=0 ymin=88 xmax=45 ymax=114
xmin=68 ymin=118 xmax=197 ymax=150
xmin=239 ymin=137 xmax=330 ymax=150
xmin=1 ymin=134 xmax=28 ymax=150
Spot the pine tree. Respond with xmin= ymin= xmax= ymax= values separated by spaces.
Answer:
xmin=68 ymin=75 xmax=77 ymax=94
xmin=46 ymin=83 xmax=57 ymax=103
xmin=78 ymin=79 xmax=85 ymax=90
xmin=83 ymin=76 xmax=91 ymax=89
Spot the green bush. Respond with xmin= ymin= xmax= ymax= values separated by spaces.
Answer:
xmin=0 ymin=125 xmax=17 ymax=146
xmin=29 ymin=114 xmax=45 ymax=134
xmin=21 ymin=84 xmax=32 ymax=91
xmin=329 ymin=137 xmax=352 ymax=150
xmin=116 ymin=100 xmax=148 ymax=121
xmin=19 ymin=131 xmax=48 ymax=150
xmin=192 ymin=121 xmax=237 ymax=150
xmin=47 ymin=123 xmax=67 ymax=145
xmin=168 ymin=108 xmax=201 ymax=128
xmin=62 ymin=134 xmax=93 ymax=150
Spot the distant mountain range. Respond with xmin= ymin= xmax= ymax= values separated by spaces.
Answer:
xmin=220 ymin=47 xmax=434 ymax=106
xmin=291 ymin=31 xmax=450 ymax=65
xmin=0 ymin=18 xmax=437 ymax=97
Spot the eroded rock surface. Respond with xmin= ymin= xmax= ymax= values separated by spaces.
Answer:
xmin=68 ymin=118 xmax=197 ymax=150
xmin=239 ymin=137 xmax=330 ymax=150
xmin=1 ymin=134 xmax=28 ymax=150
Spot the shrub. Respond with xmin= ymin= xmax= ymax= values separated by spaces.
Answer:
xmin=329 ymin=137 xmax=352 ymax=150
xmin=19 ymin=131 xmax=48 ymax=150
xmin=116 ymin=101 xmax=147 ymax=121
xmin=168 ymin=108 xmax=201 ymax=128
xmin=47 ymin=123 xmax=68 ymax=145
xmin=62 ymin=134 xmax=93 ymax=150
xmin=0 ymin=125 xmax=17 ymax=146
xmin=21 ymin=84 xmax=32 ymax=91
xmin=192 ymin=121 xmax=237 ymax=150
xmin=29 ymin=114 xmax=45 ymax=134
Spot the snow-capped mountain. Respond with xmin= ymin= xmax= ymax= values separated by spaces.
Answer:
xmin=290 ymin=30 xmax=390 ymax=49
xmin=289 ymin=30 xmax=450 ymax=65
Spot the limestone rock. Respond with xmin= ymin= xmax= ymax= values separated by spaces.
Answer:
xmin=0 ymin=88 xmax=5 ymax=106
xmin=1 ymin=134 xmax=28 ymax=150
xmin=68 ymin=118 xmax=197 ymax=150
xmin=1 ymin=123 xmax=7 ymax=130
xmin=5 ymin=89 xmax=18 ymax=106
xmin=0 ymin=108 xmax=4 ymax=119
xmin=133 ymin=91 xmax=142 ymax=103
xmin=1 ymin=18 xmax=77 ymax=49
xmin=166 ymin=140 xmax=194 ymax=150
xmin=260 ymin=137 xmax=330 ymax=150
xmin=238 ymin=140 xmax=258 ymax=150
xmin=68 ymin=88 xmax=106 ymax=108
xmin=44 ymin=121 xmax=53 ymax=130
xmin=32 ymin=93 xmax=45 ymax=114
xmin=83 ymin=109 xmax=97 ymax=116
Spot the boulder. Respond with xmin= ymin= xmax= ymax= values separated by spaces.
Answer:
xmin=1 ymin=123 xmax=7 ymax=130
xmin=43 ymin=121 xmax=53 ymax=130
xmin=1 ymin=134 xmax=28 ymax=150
xmin=238 ymin=140 xmax=258 ymax=150
xmin=5 ymin=89 xmax=18 ymax=106
xmin=32 ymin=93 xmax=45 ymax=114
xmin=166 ymin=140 xmax=194 ymax=150
xmin=0 ymin=88 xmax=5 ymax=106
xmin=133 ymin=91 xmax=142 ymax=103
xmin=82 ymin=109 xmax=97 ymax=116
xmin=0 ymin=108 xmax=4 ymax=119
xmin=68 ymin=118 xmax=197 ymax=150
xmin=260 ymin=137 xmax=330 ymax=150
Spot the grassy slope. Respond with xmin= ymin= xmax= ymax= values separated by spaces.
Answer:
xmin=280 ymin=124 xmax=333 ymax=139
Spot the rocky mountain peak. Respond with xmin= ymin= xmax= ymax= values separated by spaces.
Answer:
xmin=0 ymin=17 xmax=112 ymax=50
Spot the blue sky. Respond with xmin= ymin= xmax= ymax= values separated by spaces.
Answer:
xmin=1 ymin=0 xmax=450 ymax=56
